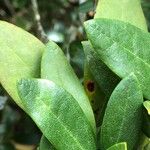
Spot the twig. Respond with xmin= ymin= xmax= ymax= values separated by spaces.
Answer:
xmin=4 ymin=0 xmax=15 ymax=16
xmin=31 ymin=0 xmax=48 ymax=43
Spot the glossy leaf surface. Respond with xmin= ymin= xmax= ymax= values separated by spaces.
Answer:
xmin=0 ymin=21 xmax=44 ymax=108
xmin=17 ymin=79 xmax=96 ymax=150
xmin=85 ymin=18 xmax=150 ymax=99
xmin=107 ymin=142 xmax=127 ymax=150
xmin=41 ymin=41 xmax=95 ymax=132
xmin=100 ymin=74 xmax=143 ymax=149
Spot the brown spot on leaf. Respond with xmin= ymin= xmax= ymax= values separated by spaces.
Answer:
xmin=86 ymin=80 xmax=95 ymax=93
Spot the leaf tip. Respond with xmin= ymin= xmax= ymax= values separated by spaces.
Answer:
xmin=143 ymin=101 xmax=150 ymax=115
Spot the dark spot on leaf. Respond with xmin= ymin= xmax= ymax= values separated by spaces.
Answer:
xmin=86 ymin=80 xmax=95 ymax=92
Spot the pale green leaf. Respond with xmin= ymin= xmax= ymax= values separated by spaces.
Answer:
xmin=0 ymin=21 xmax=44 ymax=108
xmin=17 ymin=79 xmax=96 ymax=150
xmin=41 ymin=41 xmax=95 ymax=132
xmin=100 ymin=74 xmax=143 ymax=149
xmin=95 ymin=0 xmax=147 ymax=31
xmin=144 ymin=142 xmax=150 ymax=150
xmin=107 ymin=142 xmax=127 ymax=150
xmin=84 ymin=18 xmax=150 ymax=99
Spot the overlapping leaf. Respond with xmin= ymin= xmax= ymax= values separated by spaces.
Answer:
xmin=41 ymin=41 xmax=95 ymax=132
xmin=82 ymin=41 xmax=120 ymax=97
xmin=84 ymin=18 xmax=150 ymax=99
xmin=94 ymin=0 xmax=147 ymax=31
xmin=107 ymin=142 xmax=127 ymax=150
xmin=17 ymin=79 xmax=96 ymax=150
xmin=39 ymin=136 xmax=55 ymax=150
xmin=100 ymin=74 xmax=143 ymax=149
xmin=143 ymin=101 xmax=150 ymax=138
xmin=0 ymin=21 xmax=44 ymax=109
xmin=144 ymin=101 xmax=150 ymax=115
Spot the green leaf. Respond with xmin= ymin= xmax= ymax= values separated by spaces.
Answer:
xmin=82 ymin=41 xmax=120 ymax=97
xmin=138 ymin=133 xmax=150 ymax=149
xmin=83 ymin=60 xmax=105 ymax=126
xmin=0 ymin=21 xmax=44 ymax=109
xmin=41 ymin=41 xmax=95 ymax=133
xmin=100 ymin=74 xmax=143 ymax=150
xmin=39 ymin=136 xmax=55 ymax=150
xmin=144 ymin=142 xmax=150 ymax=150
xmin=94 ymin=0 xmax=147 ymax=31
xmin=79 ymin=0 xmax=94 ymax=13
xmin=83 ymin=60 xmax=105 ymax=112
xmin=17 ymin=79 xmax=96 ymax=150
xmin=84 ymin=18 xmax=150 ymax=99
xmin=144 ymin=101 xmax=150 ymax=115
xmin=143 ymin=101 xmax=150 ymax=138
xmin=107 ymin=142 xmax=127 ymax=150
xmin=82 ymin=41 xmax=117 ymax=126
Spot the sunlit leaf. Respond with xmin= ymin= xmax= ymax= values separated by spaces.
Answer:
xmin=84 ymin=18 xmax=150 ymax=99
xmin=17 ymin=79 xmax=96 ymax=150
xmin=107 ymin=142 xmax=127 ymax=150
xmin=41 ymin=41 xmax=95 ymax=132
xmin=0 ymin=21 xmax=44 ymax=109
xmin=144 ymin=101 xmax=150 ymax=115
xmin=94 ymin=0 xmax=147 ymax=31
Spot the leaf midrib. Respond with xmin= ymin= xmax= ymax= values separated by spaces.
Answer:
xmin=93 ymin=25 xmax=150 ymax=91
xmin=36 ymin=96 xmax=87 ymax=150
xmin=96 ymin=27 xmax=150 ymax=70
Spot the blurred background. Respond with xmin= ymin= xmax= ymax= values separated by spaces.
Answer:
xmin=0 ymin=0 xmax=149 ymax=149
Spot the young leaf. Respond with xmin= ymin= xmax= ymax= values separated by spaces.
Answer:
xmin=143 ymin=109 xmax=150 ymax=138
xmin=138 ymin=133 xmax=150 ymax=149
xmin=41 ymin=41 xmax=96 ymax=132
xmin=82 ymin=41 xmax=120 ymax=97
xmin=144 ymin=142 xmax=150 ymax=150
xmin=17 ymin=79 xmax=96 ymax=150
xmin=39 ymin=136 xmax=55 ymax=150
xmin=84 ymin=18 xmax=150 ymax=99
xmin=94 ymin=0 xmax=147 ymax=31
xmin=0 ymin=21 xmax=44 ymax=109
xmin=100 ymin=74 xmax=143 ymax=150
xmin=107 ymin=142 xmax=127 ymax=150
xmin=143 ymin=101 xmax=150 ymax=138
xmin=144 ymin=101 xmax=150 ymax=115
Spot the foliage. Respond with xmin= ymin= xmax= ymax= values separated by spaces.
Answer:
xmin=0 ymin=0 xmax=150 ymax=150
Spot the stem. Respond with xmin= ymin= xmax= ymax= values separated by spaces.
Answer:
xmin=4 ymin=0 xmax=15 ymax=16
xmin=31 ymin=0 xmax=48 ymax=43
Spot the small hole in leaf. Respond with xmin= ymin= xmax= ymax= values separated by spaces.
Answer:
xmin=86 ymin=81 xmax=95 ymax=92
